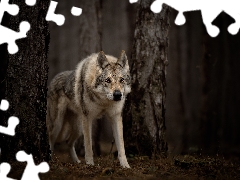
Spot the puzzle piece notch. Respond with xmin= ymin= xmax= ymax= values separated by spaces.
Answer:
xmin=175 ymin=12 xmax=186 ymax=26
xmin=46 ymin=1 xmax=65 ymax=26
xmin=0 ymin=0 xmax=19 ymax=22
xmin=0 ymin=99 xmax=9 ymax=111
xmin=150 ymin=0 xmax=240 ymax=37
xmin=0 ymin=162 xmax=16 ymax=180
xmin=71 ymin=6 xmax=82 ymax=16
xmin=16 ymin=151 xmax=49 ymax=180
xmin=129 ymin=0 xmax=138 ymax=3
xmin=0 ymin=116 xmax=19 ymax=136
xmin=0 ymin=0 xmax=31 ymax=54
xmin=219 ymin=1 xmax=240 ymax=35
xmin=25 ymin=0 xmax=37 ymax=6
xmin=150 ymin=0 xmax=220 ymax=37
xmin=150 ymin=0 xmax=202 ymax=25
xmin=1 ymin=0 xmax=82 ymax=54
xmin=0 ymin=21 xmax=30 ymax=54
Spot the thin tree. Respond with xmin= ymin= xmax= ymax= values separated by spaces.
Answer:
xmin=76 ymin=0 xmax=102 ymax=155
xmin=123 ymin=0 xmax=170 ymax=156
xmin=0 ymin=0 xmax=50 ymax=163
xmin=200 ymin=13 xmax=240 ymax=154
xmin=78 ymin=0 xmax=102 ymax=60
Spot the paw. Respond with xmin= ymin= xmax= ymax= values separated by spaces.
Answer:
xmin=85 ymin=157 xmax=94 ymax=165
xmin=74 ymin=159 xmax=81 ymax=164
xmin=119 ymin=157 xmax=130 ymax=168
xmin=120 ymin=161 xmax=130 ymax=168
xmin=49 ymin=143 xmax=54 ymax=151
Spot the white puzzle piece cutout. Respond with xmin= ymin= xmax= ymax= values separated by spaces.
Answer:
xmin=0 ymin=0 xmax=33 ymax=54
xmin=129 ymin=0 xmax=138 ymax=3
xmin=0 ymin=100 xmax=19 ymax=136
xmin=0 ymin=21 xmax=30 ymax=54
xmin=150 ymin=0 xmax=240 ymax=37
xmin=16 ymin=151 xmax=49 ymax=180
xmin=71 ymin=6 xmax=82 ymax=16
xmin=0 ymin=0 xmax=19 ymax=22
xmin=46 ymin=0 xmax=65 ymax=26
xmin=0 ymin=116 xmax=19 ymax=136
xmin=0 ymin=99 xmax=9 ymax=111
xmin=130 ymin=0 xmax=240 ymax=37
xmin=0 ymin=0 xmax=82 ymax=54
xmin=25 ymin=0 xmax=37 ymax=6
xmin=0 ymin=163 xmax=16 ymax=180
xmin=0 ymin=100 xmax=50 ymax=180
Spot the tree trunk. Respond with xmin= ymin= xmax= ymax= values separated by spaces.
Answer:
xmin=77 ymin=0 xmax=102 ymax=156
xmin=48 ymin=0 xmax=82 ymax=82
xmin=48 ymin=0 xmax=102 ymax=82
xmin=166 ymin=10 xmax=203 ymax=154
xmin=123 ymin=0 xmax=170 ymax=156
xmin=102 ymin=0 xmax=136 ymax=57
xmin=47 ymin=0 xmax=102 ymax=156
xmin=0 ymin=7 xmax=10 ymax=128
xmin=201 ymin=12 xmax=240 ymax=154
xmin=78 ymin=0 xmax=102 ymax=60
xmin=0 ymin=0 xmax=50 ymax=163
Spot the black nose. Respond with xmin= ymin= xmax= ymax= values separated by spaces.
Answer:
xmin=113 ymin=90 xmax=122 ymax=101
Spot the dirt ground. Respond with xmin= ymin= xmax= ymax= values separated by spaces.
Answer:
xmin=9 ymin=153 xmax=240 ymax=180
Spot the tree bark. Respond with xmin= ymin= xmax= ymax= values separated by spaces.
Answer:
xmin=102 ymin=0 xmax=136 ymax=57
xmin=76 ymin=0 xmax=102 ymax=156
xmin=48 ymin=0 xmax=82 ymax=82
xmin=0 ymin=0 xmax=50 ymax=163
xmin=48 ymin=0 xmax=102 ymax=82
xmin=0 ymin=6 xmax=10 ymax=128
xmin=47 ymin=0 xmax=102 ymax=156
xmin=201 ymin=13 xmax=240 ymax=154
xmin=123 ymin=0 xmax=170 ymax=156
xmin=78 ymin=0 xmax=102 ymax=60
xmin=166 ymin=10 xmax=203 ymax=154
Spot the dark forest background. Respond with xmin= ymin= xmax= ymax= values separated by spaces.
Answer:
xmin=47 ymin=0 xmax=240 ymax=156
xmin=1 ymin=1 xmax=240 ymax=179
xmin=0 ymin=0 xmax=240 ymax=160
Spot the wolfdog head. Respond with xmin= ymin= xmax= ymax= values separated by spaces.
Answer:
xmin=94 ymin=51 xmax=131 ymax=101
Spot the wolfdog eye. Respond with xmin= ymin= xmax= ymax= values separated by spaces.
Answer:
xmin=105 ymin=78 xmax=111 ymax=83
xmin=120 ymin=78 xmax=124 ymax=83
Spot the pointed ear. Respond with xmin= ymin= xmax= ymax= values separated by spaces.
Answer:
xmin=97 ymin=51 xmax=108 ymax=69
xmin=117 ymin=50 xmax=129 ymax=68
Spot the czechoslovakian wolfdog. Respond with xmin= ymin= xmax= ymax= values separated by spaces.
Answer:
xmin=46 ymin=51 xmax=131 ymax=168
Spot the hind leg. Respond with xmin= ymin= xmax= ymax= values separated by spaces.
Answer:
xmin=67 ymin=134 xmax=81 ymax=163
xmin=49 ymin=97 xmax=67 ymax=151
xmin=69 ymin=146 xmax=80 ymax=163
xmin=67 ymin=114 xmax=82 ymax=163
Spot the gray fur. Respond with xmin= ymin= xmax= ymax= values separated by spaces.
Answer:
xmin=46 ymin=51 xmax=131 ymax=168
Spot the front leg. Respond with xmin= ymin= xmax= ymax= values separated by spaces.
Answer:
xmin=109 ymin=114 xmax=130 ymax=168
xmin=81 ymin=115 xmax=94 ymax=165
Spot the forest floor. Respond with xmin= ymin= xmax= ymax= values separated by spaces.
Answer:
xmin=10 ymin=153 xmax=240 ymax=180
